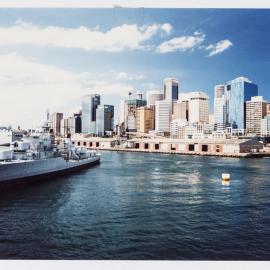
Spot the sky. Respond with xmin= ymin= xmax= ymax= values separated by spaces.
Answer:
xmin=0 ymin=8 xmax=270 ymax=128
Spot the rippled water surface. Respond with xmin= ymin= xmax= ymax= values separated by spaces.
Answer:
xmin=0 ymin=151 xmax=270 ymax=260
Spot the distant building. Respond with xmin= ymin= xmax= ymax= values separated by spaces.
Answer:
xmin=96 ymin=105 xmax=114 ymax=136
xmin=261 ymin=116 xmax=270 ymax=136
xmin=214 ymin=84 xmax=226 ymax=131
xmin=155 ymin=100 xmax=171 ymax=133
xmin=51 ymin=112 xmax=63 ymax=136
xmin=73 ymin=112 xmax=82 ymax=134
xmin=170 ymin=119 xmax=187 ymax=138
xmin=164 ymin=78 xmax=179 ymax=101
xmin=136 ymin=106 xmax=155 ymax=134
xmin=180 ymin=92 xmax=209 ymax=124
xmin=81 ymin=94 xmax=100 ymax=134
xmin=226 ymin=77 xmax=258 ymax=130
xmin=172 ymin=99 xmax=189 ymax=121
xmin=146 ymin=90 xmax=163 ymax=107
xmin=246 ymin=96 xmax=267 ymax=136
xmin=267 ymin=103 xmax=270 ymax=116
xmin=122 ymin=96 xmax=147 ymax=132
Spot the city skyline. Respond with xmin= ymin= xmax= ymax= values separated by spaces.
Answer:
xmin=0 ymin=9 xmax=270 ymax=128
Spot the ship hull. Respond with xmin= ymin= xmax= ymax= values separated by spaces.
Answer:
xmin=0 ymin=156 xmax=100 ymax=184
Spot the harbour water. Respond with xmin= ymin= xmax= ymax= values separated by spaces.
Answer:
xmin=0 ymin=151 xmax=270 ymax=260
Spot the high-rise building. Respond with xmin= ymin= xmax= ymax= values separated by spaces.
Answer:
xmin=267 ymin=103 xmax=270 ymax=116
xmin=146 ymin=90 xmax=163 ymax=107
xmin=51 ymin=112 xmax=63 ymax=136
xmin=172 ymin=100 xmax=189 ymax=121
xmin=155 ymin=100 xmax=171 ymax=133
xmin=122 ymin=96 xmax=147 ymax=132
xmin=246 ymin=96 xmax=267 ymax=136
xmin=96 ymin=105 xmax=114 ymax=136
xmin=261 ymin=116 xmax=270 ymax=136
xmin=226 ymin=77 xmax=258 ymax=130
xmin=136 ymin=106 xmax=155 ymax=134
xmin=73 ymin=112 xmax=82 ymax=134
xmin=81 ymin=94 xmax=100 ymax=134
xmin=60 ymin=116 xmax=76 ymax=138
xmin=164 ymin=78 xmax=179 ymax=101
xmin=170 ymin=119 xmax=187 ymax=138
xmin=180 ymin=92 xmax=209 ymax=124
xmin=214 ymin=84 xmax=226 ymax=131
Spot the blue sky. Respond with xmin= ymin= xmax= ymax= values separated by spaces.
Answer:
xmin=0 ymin=8 xmax=269 ymax=128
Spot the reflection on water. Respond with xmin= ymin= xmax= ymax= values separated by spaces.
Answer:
xmin=0 ymin=151 xmax=270 ymax=260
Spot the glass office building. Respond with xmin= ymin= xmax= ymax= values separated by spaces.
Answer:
xmin=226 ymin=77 xmax=258 ymax=129
xmin=96 ymin=105 xmax=114 ymax=136
xmin=81 ymin=94 xmax=100 ymax=134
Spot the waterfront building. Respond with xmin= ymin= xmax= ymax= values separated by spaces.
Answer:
xmin=60 ymin=116 xmax=76 ymax=138
xmin=261 ymin=116 xmax=270 ymax=136
xmin=155 ymin=100 xmax=171 ymax=134
xmin=184 ymin=92 xmax=209 ymax=124
xmin=96 ymin=105 xmax=114 ymax=136
xmin=81 ymin=94 xmax=100 ymax=134
xmin=164 ymin=78 xmax=179 ymax=101
xmin=246 ymin=96 xmax=267 ymax=136
xmin=146 ymin=90 xmax=163 ymax=107
xmin=51 ymin=112 xmax=63 ymax=136
xmin=226 ymin=77 xmax=258 ymax=130
xmin=136 ymin=106 xmax=155 ymax=134
xmin=214 ymin=84 xmax=227 ymax=131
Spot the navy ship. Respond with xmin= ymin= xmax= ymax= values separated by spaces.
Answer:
xmin=0 ymin=128 xmax=100 ymax=183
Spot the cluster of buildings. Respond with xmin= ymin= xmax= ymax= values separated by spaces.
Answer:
xmin=48 ymin=76 xmax=270 ymax=141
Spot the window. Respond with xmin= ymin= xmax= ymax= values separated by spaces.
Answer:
xmin=83 ymin=142 xmax=87 ymax=146
xmin=90 ymin=142 xmax=92 ymax=147
xmin=78 ymin=142 xmax=80 ymax=146
xmin=145 ymin=143 xmax=149 ymax=149
xmin=155 ymin=144 xmax=159 ymax=150
xmin=135 ymin=143 xmax=139 ymax=149
xmin=202 ymin=145 xmax=208 ymax=152
xmin=96 ymin=142 xmax=99 ymax=147
xmin=188 ymin=144 xmax=195 ymax=151
xmin=171 ymin=144 xmax=176 ymax=151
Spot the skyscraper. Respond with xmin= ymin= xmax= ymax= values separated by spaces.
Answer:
xmin=226 ymin=77 xmax=258 ymax=130
xmin=51 ymin=112 xmax=63 ymax=136
xmin=246 ymin=96 xmax=267 ymax=136
xmin=136 ymin=106 xmax=155 ymax=134
xmin=214 ymin=84 xmax=226 ymax=131
xmin=81 ymin=94 xmax=100 ymax=134
xmin=164 ymin=78 xmax=179 ymax=101
xmin=180 ymin=92 xmax=209 ymax=124
xmin=146 ymin=90 xmax=163 ymax=107
xmin=96 ymin=105 xmax=114 ymax=136
xmin=155 ymin=100 xmax=172 ymax=133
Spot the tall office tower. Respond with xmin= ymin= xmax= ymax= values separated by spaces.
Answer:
xmin=51 ymin=112 xmax=63 ymax=136
xmin=182 ymin=92 xmax=209 ymax=124
xmin=136 ymin=106 xmax=155 ymax=134
xmin=122 ymin=95 xmax=147 ymax=132
xmin=226 ymin=77 xmax=258 ymax=130
xmin=261 ymin=116 xmax=270 ymax=136
xmin=172 ymin=100 xmax=189 ymax=121
xmin=96 ymin=105 xmax=114 ymax=136
xmin=164 ymin=78 xmax=179 ymax=101
xmin=81 ymin=94 xmax=100 ymax=134
xmin=146 ymin=90 xmax=164 ymax=107
xmin=214 ymin=84 xmax=227 ymax=131
xmin=155 ymin=100 xmax=172 ymax=133
xmin=73 ymin=112 xmax=82 ymax=134
xmin=246 ymin=96 xmax=267 ymax=136
xmin=267 ymin=103 xmax=270 ymax=116
xmin=60 ymin=117 xmax=75 ymax=138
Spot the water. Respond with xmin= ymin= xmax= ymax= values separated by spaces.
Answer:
xmin=0 ymin=151 xmax=270 ymax=260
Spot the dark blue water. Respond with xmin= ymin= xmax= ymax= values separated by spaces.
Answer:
xmin=0 ymin=151 xmax=270 ymax=260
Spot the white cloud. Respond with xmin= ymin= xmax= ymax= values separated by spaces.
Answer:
xmin=0 ymin=53 xmax=135 ymax=128
xmin=206 ymin=39 xmax=233 ymax=56
xmin=116 ymin=71 xmax=145 ymax=81
xmin=156 ymin=32 xmax=205 ymax=53
xmin=0 ymin=20 xmax=172 ymax=52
